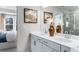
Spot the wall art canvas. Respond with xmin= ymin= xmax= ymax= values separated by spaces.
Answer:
xmin=44 ymin=12 xmax=53 ymax=23
xmin=24 ymin=8 xmax=37 ymax=23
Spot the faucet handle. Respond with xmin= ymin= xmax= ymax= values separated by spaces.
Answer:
xmin=65 ymin=31 xmax=68 ymax=34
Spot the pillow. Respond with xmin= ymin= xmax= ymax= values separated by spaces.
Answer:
xmin=0 ymin=32 xmax=7 ymax=43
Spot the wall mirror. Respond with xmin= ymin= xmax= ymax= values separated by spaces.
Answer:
xmin=40 ymin=6 xmax=54 ymax=33
xmin=40 ymin=6 xmax=63 ymax=33
xmin=40 ymin=6 xmax=79 ymax=36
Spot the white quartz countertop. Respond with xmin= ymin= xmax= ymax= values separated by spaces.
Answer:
xmin=31 ymin=32 xmax=79 ymax=52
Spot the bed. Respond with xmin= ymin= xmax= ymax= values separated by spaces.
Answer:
xmin=0 ymin=31 xmax=17 ymax=49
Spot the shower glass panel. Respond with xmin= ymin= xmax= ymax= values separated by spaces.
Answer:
xmin=63 ymin=13 xmax=79 ymax=35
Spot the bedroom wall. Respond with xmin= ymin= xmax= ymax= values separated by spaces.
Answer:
xmin=0 ymin=15 xmax=4 ymax=30
xmin=0 ymin=6 xmax=16 ymax=31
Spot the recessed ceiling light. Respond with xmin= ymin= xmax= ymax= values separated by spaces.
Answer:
xmin=42 ymin=6 xmax=48 ymax=8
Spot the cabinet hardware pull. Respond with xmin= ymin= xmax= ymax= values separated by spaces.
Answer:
xmin=34 ymin=41 xmax=36 ymax=46
xmin=43 ymin=41 xmax=48 ymax=44
xmin=64 ymin=50 xmax=67 ymax=52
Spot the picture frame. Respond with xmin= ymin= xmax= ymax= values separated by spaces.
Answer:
xmin=24 ymin=8 xmax=37 ymax=23
xmin=44 ymin=12 xmax=53 ymax=23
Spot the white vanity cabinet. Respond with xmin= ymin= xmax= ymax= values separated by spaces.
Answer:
xmin=60 ymin=45 xmax=71 ymax=52
xmin=31 ymin=35 xmax=43 ymax=52
xmin=31 ymin=34 xmax=71 ymax=52
xmin=38 ymin=38 xmax=58 ymax=52
xmin=42 ymin=44 xmax=55 ymax=52
xmin=31 ymin=34 xmax=60 ymax=52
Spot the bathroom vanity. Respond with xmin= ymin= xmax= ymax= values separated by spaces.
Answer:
xmin=31 ymin=32 xmax=79 ymax=52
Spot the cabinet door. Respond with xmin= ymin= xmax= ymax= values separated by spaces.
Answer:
xmin=35 ymin=40 xmax=43 ymax=52
xmin=60 ymin=45 xmax=71 ymax=52
xmin=42 ymin=44 xmax=56 ymax=52
xmin=31 ymin=34 xmax=60 ymax=52
xmin=31 ymin=38 xmax=43 ymax=52
xmin=41 ymin=38 xmax=60 ymax=52
xmin=31 ymin=35 xmax=43 ymax=52
xmin=31 ymin=34 xmax=37 ymax=52
xmin=31 ymin=38 xmax=37 ymax=52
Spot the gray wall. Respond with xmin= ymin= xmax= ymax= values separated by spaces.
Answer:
xmin=17 ymin=6 xmax=65 ymax=52
xmin=17 ymin=6 xmax=70 ymax=52
xmin=17 ymin=6 xmax=41 ymax=52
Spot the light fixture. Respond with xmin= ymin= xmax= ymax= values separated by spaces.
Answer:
xmin=42 ymin=6 xmax=48 ymax=8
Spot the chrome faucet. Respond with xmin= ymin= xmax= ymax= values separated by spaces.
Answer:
xmin=64 ymin=31 xmax=70 ymax=39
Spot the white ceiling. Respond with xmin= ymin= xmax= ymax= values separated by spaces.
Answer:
xmin=59 ymin=6 xmax=79 ymax=11
xmin=43 ymin=6 xmax=79 ymax=12
xmin=0 ymin=6 xmax=16 ymax=11
xmin=0 ymin=6 xmax=78 ymax=11
xmin=0 ymin=6 xmax=16 ymax=15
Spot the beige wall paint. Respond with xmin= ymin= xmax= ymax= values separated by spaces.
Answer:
xmin=0 ymin=15 xmax=4 ymax=31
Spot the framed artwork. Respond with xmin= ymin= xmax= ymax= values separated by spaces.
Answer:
xmin=24 ymin=8 xmax=37 ymax=23
xmin=44 ymin=12 xmax=53 ymax=23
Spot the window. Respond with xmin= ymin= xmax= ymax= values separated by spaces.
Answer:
xmin=5 ymin=17 xmax=13 ymax=31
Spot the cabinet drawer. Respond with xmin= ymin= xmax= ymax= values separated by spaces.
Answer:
xmin=31 ymin=34 xmax=60 ymax=52
xmin=46 ymin=40 xmax=60 ymax=52
xmin=37 ymin=37 xmax=60 ymax=52
xmin=60 ymin=45 xmax=71 ymax=52
xmin=42 ymin=44 xmax=56 ymax=52
xmin=31 ymin=34 xmax=38 ymax=40
xmin=31 ymin=34 xmax=42 ymax=42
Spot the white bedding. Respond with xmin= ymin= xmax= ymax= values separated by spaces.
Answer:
xmin=6 ymin=31 xmax=17 ymax=42
xmin=0 ymin=31 xmax=17 ymax=49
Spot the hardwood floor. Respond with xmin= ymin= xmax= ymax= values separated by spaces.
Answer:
xmin=0 ymin=47 xmax=17 ymax=52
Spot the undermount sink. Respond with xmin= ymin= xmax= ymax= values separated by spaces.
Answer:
xmin=38 ymin=32 xmax=46 ymax=35
xmin=54 ymin=37 xmax=72 ymax=43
